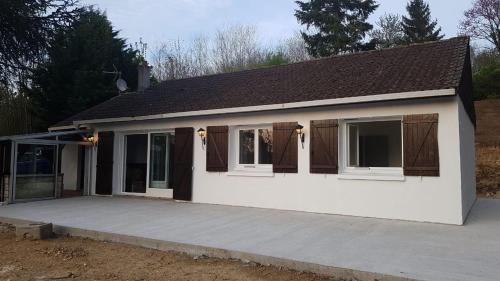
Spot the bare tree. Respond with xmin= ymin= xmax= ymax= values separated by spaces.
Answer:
xmin=191 ymin=36 xmax=213 ymax=76
xmin=459 ymin=0 xmax=500 ymax=53
xmin=212 ymin=25 xmax=264 ymax=73
xmin=370 ymin=13 xmax=405 ymax=49
xmin=151 ymin=40 xmax=195 ymax=80
xmin=277 ymin=32 xmax=311 ymax=63
xmin=150 ymin=25 xmax=315 ymax=82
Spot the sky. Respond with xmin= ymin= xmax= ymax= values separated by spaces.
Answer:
xmin=81 ymin=0 xmax=476 ymax=56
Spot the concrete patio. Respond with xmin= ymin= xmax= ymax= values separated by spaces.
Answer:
xmin=1 ymin=196 xmax=499 ymax=281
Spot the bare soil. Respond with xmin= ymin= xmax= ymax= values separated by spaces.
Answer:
xmin=474 ymin=100 xmax=500 ymax=198
xmin=476 ymin=145 xmax=500 ymax=198
xmin=0 ymin=224 xmax=334 ymax=281
xmin=475 ymin=100 xmax=500 ymax=147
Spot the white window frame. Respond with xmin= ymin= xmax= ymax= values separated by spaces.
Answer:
xmin=340 ymin=116 xmax=404 ymax=177
xmin=148 ymin=132 xmax=174 ymax=189
xmin=232 ymin=125 xmax=273 ymax=172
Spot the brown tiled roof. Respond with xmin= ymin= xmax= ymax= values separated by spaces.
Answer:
xmin=53 ymin=37 xmax=472 ymax=127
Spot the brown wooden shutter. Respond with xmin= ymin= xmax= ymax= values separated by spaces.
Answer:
xmin=173 ymin=127 xmax=194 ymax=201
xmin=403 ymin=114 xmax=439 ymax=176
xmin=95 ymin=132 xmax=114 ymax=195
xmin=310 ymin=119 xmax=338 ymax=174
xmin=272 ymin=122 xmax=298 ymax=173
xmin=206 ymin=126 xmax=228 ymax=172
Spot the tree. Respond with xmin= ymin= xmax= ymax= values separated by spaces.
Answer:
xmin=254 ymin=52 xmax=290 ymax=68
xmin=151 ymin=36 xmax=213 ymax=81
xmin=0 ymin=86 xmax=32 ymax=136
xmin=471 ymin=49 xmax=500 ymax=100
xmin=370 ymin=13 xmax=405 ymax=49
xmin=212 ymin=25 xmax=264 ymax=73
xmin=28 ymin=8 xmax=139 ymax=130
xmin=294 ymin=0 xmax=379 ymax=57
xmin=0 ymin=0 xmax=81 ymax=87
xmin=459 ymin=0 xmax=500 ymax=53
xmin=152 ymin=40 xmax=197 ymax=81
xmin=402 ymin=0 xmax=444 ymax=43
xmin=276 ymin=32 xmax=312 ymax=63
xmin=149 ymin=26 xmax=312 ymax=82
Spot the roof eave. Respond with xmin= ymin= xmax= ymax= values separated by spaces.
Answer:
xmin=71 ymin=88 xmax=456 ymax=127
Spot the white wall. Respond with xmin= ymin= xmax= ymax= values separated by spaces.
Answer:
xmin=92 ymin=96 xmax=471 ymax=225
xmin=458 ymin=98 xmax=476 ymax=221
xmin=61 ymin=145 xmax=79 ymax=190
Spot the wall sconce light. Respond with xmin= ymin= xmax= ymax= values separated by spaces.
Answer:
xmin=197 ymin=128 xmax=206 ymax=148
xmin=296 ymin=124 xmax=305 ymax=148
xmin=85 ymin=135 xmax=97 ymax=146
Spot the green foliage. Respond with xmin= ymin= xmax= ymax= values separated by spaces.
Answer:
xmin=402 ymin=0 xmax=443 ymax=43
xmin=256 ymin=52 xmax=290 ymax=68
xmin=28 ymin=8 xmax=139 ymax=130
xmin=294 ymin=0 xmax=379 ymax=57
xmin=472 ymin=51 xmax=500 ymax=100
xmin=0 ymin=0 xmax=81 ymax=87
xmin=0 ymin=86 xmax=32 ymax=136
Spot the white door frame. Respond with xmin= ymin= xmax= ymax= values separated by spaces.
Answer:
xmin=116 ymin=130 xmax=174 ymax=198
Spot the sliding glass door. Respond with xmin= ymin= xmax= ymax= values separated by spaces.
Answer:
xmin=149 ymin=133 xmax=174 ymax=189
xmin=15 ymin=144 xmax=56 ymax=200
xmin=122 ymin=132 xmax=175 ymax=197
xmin=124 ymin=134 xmax=148 ymax=193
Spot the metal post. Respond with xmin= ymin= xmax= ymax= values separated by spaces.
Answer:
xmin=9 ymin=141 xmax=16 ymax=203
xmin=55 ymin=136 xmax=59 ymax=198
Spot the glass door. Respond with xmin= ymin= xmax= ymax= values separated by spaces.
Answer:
xmin=15 ymin=144 xmax=56 ymax=200
xmin=124 ymin=134 xmax=148 ymax=193
xmin=149 ymin=133 xmax=174 ymax=190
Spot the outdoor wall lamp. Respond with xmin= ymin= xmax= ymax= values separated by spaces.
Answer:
xmin=197 ymin=128 xmax=206 ymax=148
xmin=296 ymin=124 xmax=305 ymax=148
xmin=85 ymin=135 xmax=97 ymax=146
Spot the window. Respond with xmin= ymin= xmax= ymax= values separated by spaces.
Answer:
xmin=343 ymin=119 xmax=402 ymax=175
xmin=15 ymin=144 xmax=56 ymax=200
xmin=234 ymin=126 xmax=272 ymax=170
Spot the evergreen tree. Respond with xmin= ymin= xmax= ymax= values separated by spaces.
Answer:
xmin=28 ymin=8 xmax=139 ymax=130
xmin=295 ymin=0 xmax=379 ymax=57
xmin=402 ymin=0 xmax=444 ymax=43
xmin=0 ymin=0 xmax=80 ymax=87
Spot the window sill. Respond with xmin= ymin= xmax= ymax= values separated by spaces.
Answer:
xmin=338 ymin=173 xmax=405 ymax=181
xmin=227 ymin=170 xmax=274 ymax=177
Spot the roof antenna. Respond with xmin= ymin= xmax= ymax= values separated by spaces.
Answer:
xmin=103 ymin=64 xmax=128 ymax=94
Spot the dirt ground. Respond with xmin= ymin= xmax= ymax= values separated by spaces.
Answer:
xmin=476 ymin=145 xmax=500 ymax=198
xmin=0 ymin=224 xmax=334 ymax=281
xmin=474 ymin=100 xmax=500 ymax=198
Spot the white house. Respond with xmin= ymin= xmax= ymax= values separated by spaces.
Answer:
xmin=0 ymin=37 xmax=476 ymax=225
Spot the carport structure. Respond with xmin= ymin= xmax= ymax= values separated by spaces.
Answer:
xmin=0 ymin=130 xmax=94 ymax=203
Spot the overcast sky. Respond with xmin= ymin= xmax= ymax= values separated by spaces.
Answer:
xmin=82 ymin=0 xmax=475 ymax=55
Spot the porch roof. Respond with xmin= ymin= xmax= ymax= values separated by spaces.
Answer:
xmin=0 ymin=129 xmax=92 ymax=145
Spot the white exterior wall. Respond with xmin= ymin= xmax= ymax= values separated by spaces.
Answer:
xmin=458 ymin=98 xmax=476 ymax=221
xmin=92 ymin=96 xmax=471 ymax=225
xmin=61 ymin=145 xmax=79 ymax=190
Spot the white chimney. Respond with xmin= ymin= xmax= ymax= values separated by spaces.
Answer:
xmin=137 ymin=61 xmax=151 ymax=92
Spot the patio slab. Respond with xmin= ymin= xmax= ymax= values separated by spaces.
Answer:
xmin=1 ymin=196 xmax=499 ymax=281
